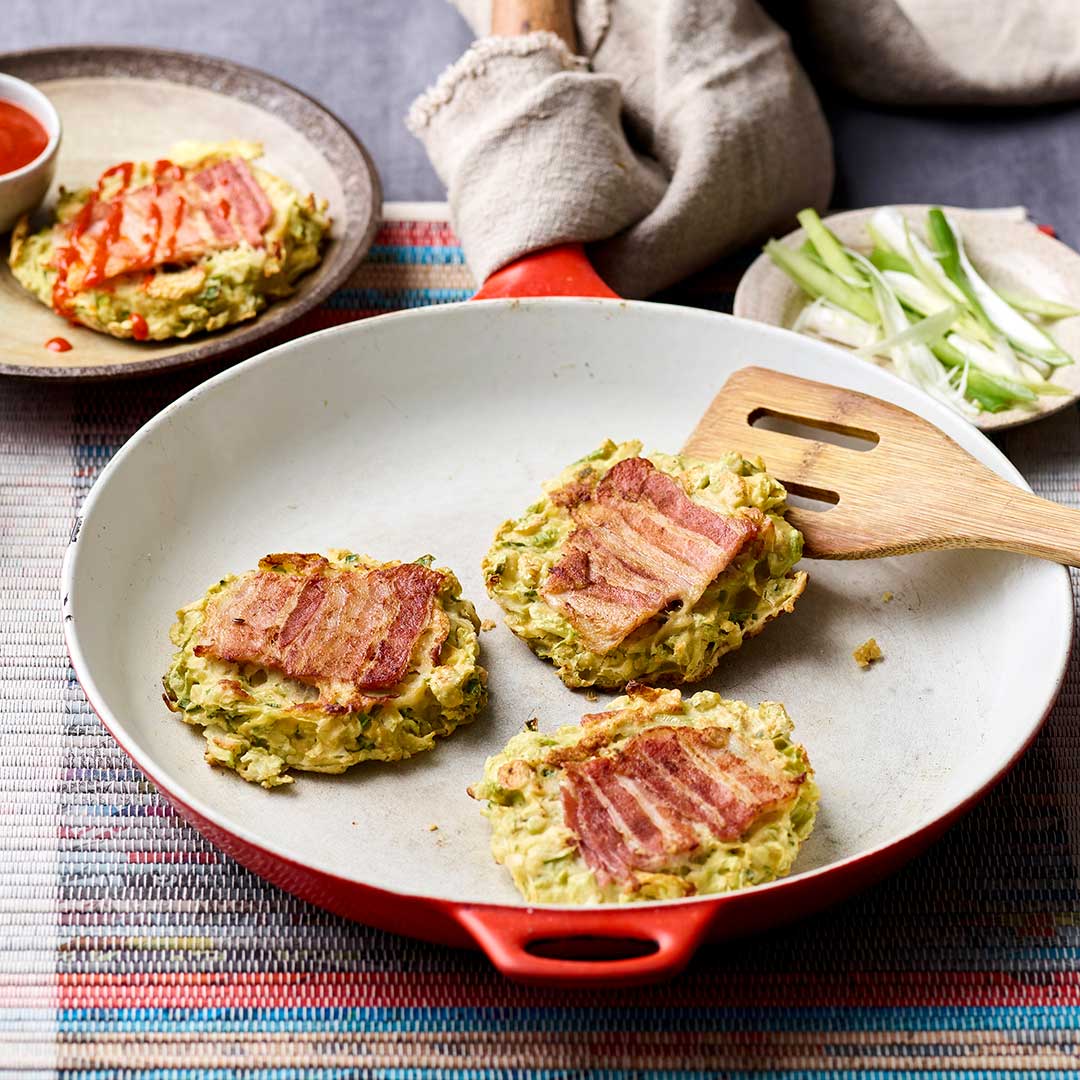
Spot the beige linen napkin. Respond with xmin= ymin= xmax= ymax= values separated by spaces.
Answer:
xmin=796 ymin=0 xmax=1080 ymax=106
xmin=407 ymin=1 xmax=832 ymax=298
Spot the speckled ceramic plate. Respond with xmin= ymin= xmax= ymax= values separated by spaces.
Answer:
xmin=0 ymin=46 xmax=381 ymax=378
xmin=734 ymin=206 xmax=1080 ymax=431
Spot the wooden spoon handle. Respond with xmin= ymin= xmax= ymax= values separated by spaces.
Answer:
xmin=492 ymin=0 xmax=578 ymax=49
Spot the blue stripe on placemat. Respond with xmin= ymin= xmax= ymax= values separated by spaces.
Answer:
xmin=53 ymin=1004 xmax=1080 ymax=1032
xmin=323 ymin=287 xmax=473 ymax=309
xmin=365 ymin=245 xmax=469 ymax=265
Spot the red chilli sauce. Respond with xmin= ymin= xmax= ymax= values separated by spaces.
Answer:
xmin=0 ymin=100 xmax=48 ymax=175
xmin=44 ymin=337 xmax=72 ymax=352
xmin=49 ymin=159 xmax=187 ymax=322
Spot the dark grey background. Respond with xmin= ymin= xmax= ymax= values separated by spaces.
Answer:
xmin=7 ymin=0 xmax=1080 ymax=248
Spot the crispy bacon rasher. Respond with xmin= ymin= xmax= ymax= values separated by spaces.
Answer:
xmin=541 ymin=457 xmax=764 ymax=653
xmin=194 ymin=554 xmax=446 ymax=693
xmin=557 ymin=714 xmax=801 ymax=887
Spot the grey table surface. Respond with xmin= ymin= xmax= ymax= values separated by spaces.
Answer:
xmin=6 ymin=0 xmax=1080 ymax=252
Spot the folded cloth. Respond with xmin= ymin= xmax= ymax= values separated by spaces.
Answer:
xmin=791 ymin=0 xmax=1080 ymax=107
xmin=407 ymin=1 xmax=833 ymax=298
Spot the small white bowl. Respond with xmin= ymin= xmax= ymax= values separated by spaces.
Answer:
xmin=0 ymin=73 xmax=61 ymax=234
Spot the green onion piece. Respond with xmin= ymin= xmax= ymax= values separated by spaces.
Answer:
xmin=793 ymin=299 xmax=879 ymax=349
xmin=935 ymin=209 xmax=1071 ymax=363
xmin=1017 ymin=354 xmax=1056 ymax=383
xmin=764 ymin=240 xmax=879 ymax=324
xmin=995 ymin=290 xmax=1080 ymax=320
xmin=926 ymin=209 xmax=991 ymax=327
xmin=870 ymin=248 xmax=914 ymax=274
xmin=882 ymin=270 xmax=953 ymax=316
xmin=855 ymin=304 xmax=961 ymax=358
xmin=932 ymin=342 xmax=1036 ymax=410
xmin=882 ymin=269 xmax=992 ymax=345
xmin=797 ymin=208 xmax=864 ymax=285
xmin=943 ymin=332 xmax=1064 ymax=397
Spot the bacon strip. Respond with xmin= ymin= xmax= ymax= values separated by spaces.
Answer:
xmin=55 ymin=157 xmax=273 ymax=289
xmin=559 ymin=725 xmax=799 ymax=887
xmin=195 ymin=557 xmax=446 ymax=692
xmin=541 ymin=458 xmax=763 ymax=653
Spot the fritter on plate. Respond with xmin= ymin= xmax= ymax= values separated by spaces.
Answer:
xmin=10 ymin=140 xmax=328 ymax=341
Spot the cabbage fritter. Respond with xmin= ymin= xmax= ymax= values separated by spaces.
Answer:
xmin=9 ymin=140 xmax=328 ymax=341
xmin=482 ymin=440 xmax=806 ymax=689
xmin=164 ymin=550 xmax=487 ymax=788
xmin=470 ymin=684 xmax=818 ymax=903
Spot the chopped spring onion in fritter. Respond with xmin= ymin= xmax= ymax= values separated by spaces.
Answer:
xmin=765 ymin=206 xmax=1075 ymax=420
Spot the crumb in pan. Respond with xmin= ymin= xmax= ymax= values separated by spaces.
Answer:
xmin=853 ymin=637 xmax=884 ymax=668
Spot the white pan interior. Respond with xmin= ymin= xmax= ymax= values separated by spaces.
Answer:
xmin=64 ymin=300 xmax=1073 ymax=907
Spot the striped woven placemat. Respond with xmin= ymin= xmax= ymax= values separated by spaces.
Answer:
xmin=2 ymin=208 xmax=1079 ymax=1075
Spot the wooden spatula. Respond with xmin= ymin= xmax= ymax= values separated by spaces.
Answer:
xmin=683 ymin=367 xmax=1080 ymax=565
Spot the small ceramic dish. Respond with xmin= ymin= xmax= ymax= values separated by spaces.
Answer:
xmin=734 ymin=206 xmax=1080 ymax=431
xmin=0 ymin=72 xmax=60 ymax=233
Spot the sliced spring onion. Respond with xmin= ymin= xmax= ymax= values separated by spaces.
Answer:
xmin=855 ymin=303 xmax=961 ymax=358
xmin=870 ymin=207 xmax=967 ymax=304
xmin=994 ymin=290 xmax=1080 ymax=320
xmin=926 ymin=208 xmax=993 ymax=334
xmin=797 ymin=208 xmax=865 ymax=286
xmin=932 ymin=342 xmax=1036 ymax=411
xmin=1018 ymin=358 xmax=1071 ymax=393
xmin=764 ymin=205 xmax=1072 ymax=420
xmin=939 ymin=210 xmax=1071 ymax=363
xmin=850 ymin=250 xmax=978 ymax=417
xmin=765 ymin=240 xmax=879 ymax=324
xmin=793 ymin=298 xmax=879 ymax=349
xmin=946 ymin=333 xmax=1023 ymax=380
xmin=881 ymin=269 xmax=991 ymax=345
xmin=882 ymin=270 xmax=953 ymax=316
xmin=871 ymin=248 xmax=914 ymax=274
xmin=944 ymin=333 xmax=1065 ymax=394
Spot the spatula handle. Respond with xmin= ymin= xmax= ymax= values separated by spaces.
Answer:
xmin=965 ymin=480 xmax=1080 ymax=566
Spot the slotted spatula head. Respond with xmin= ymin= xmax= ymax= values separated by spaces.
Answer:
xmin=683 ymin=367 xmax=1080 ymax=565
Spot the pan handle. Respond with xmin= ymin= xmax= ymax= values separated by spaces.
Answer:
xmin=472 ymin=244 xmax=619 ymax=300
xmin=455 ymin=901 xmax=714 ymax=986
xmin=470 ymin=0 xmax=620 ymax=301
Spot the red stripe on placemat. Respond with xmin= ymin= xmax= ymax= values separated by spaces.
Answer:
xmin=56 ymin=970 xmax=1080 ymax=1010
xmin=376 ymin=220 xmax=460 ymax=247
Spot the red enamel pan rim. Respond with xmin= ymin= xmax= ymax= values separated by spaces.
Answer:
xmin=60 ymin=299 xmax=1074 ymax=986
